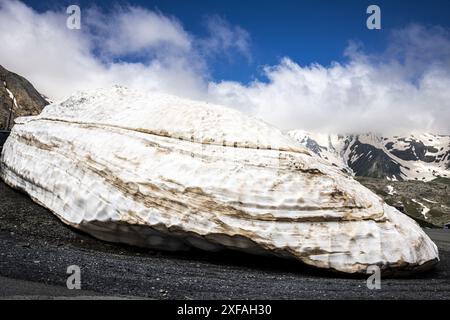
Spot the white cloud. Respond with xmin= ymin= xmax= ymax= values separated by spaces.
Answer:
xmin=85 ymin=6 xmax=192 ymax=57
xmin=199 ymin=15 xmax=251 ymax=62
xmin=209 ymin=25 xmax=450 ymax=134
xmin=0 ymin=1 xmax=449 ymax=134
xmin=0 ymin=0 xmax=104 ymax=97
xmin=0 ymin=0 xmax=248 ymax=100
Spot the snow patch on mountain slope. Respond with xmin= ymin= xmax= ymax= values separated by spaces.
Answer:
xmin=411 ymin=199 xmax=430 ymax=220
xmin=288 ymin=130 xmax=352 ymax=173
xmin=3 ymin=81 xmax=19 ymax=109
xmin=386 ymin=185 xmax=395 ymax=195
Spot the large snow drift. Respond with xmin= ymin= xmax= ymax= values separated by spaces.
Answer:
xmin=0 ymin=87 xmax=439 ymax=274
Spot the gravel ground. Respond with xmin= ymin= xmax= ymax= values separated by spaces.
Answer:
xmin=0 ymin=180 xmax=449 ymax=299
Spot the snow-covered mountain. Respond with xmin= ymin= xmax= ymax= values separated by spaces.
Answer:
xmin=288 ymin=130 xmax=450 ymax=181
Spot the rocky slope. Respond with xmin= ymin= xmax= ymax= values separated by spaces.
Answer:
xmin=0 ymin=65 xmax=48 ymax=130
xmin=357 ymin=177 xmax=450 ymax=228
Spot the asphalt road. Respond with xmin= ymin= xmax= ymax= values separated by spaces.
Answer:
xmin=0 ymin=180 xmax=449 ymax=299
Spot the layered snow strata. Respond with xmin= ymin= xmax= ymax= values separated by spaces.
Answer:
xmin=0 ymin=87 xmax=439 ymax=274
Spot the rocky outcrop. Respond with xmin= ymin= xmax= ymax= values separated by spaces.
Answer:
xmin=0 ymin=65 xmax=48 ymax=130
xmin=0 ymin=87 xmax=439 ymax=275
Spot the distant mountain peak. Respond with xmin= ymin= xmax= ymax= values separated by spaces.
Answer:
xmin=289 ymin=130 xmax=450 ymax=181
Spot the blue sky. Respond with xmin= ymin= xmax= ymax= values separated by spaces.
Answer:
xmin=22 ymin=0 xmax=450 ymax=83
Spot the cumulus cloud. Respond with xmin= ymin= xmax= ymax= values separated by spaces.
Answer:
xmin=199 ymin=15 xmax=251 ymax=62
xmin=0 ymin=0 xmax=449 ymax=134
xmin=85 ymin=6 xmax=192 ymax=58
xmin=209 ymin=25 xmax=450 ymax=134
xmin=0 ymin=0 xmax=249 ymax=100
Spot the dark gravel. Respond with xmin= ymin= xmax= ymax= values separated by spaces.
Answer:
xmin=0 ymin=180 xmax=449 ymax=299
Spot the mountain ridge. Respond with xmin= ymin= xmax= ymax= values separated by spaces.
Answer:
xmin=289 ymin=130 xmax=450 ymax=181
